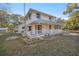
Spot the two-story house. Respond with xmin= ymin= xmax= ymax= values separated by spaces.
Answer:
xmin=18 ymin=9 xmax=62 ymax=39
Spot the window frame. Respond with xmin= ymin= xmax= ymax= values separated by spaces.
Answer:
xmin=36 ymin=13 xmax=40 ymax=19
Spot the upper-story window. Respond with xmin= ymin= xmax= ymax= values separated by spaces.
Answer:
xmin=22 ymin=27 xmax=25 ymax=29
xmin=49 ymin=17 xmax=51 ymax=20
xmin=36 ymin=13 xmax=40 ymax=19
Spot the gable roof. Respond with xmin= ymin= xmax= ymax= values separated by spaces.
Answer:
xmin=25 ymin=8 xmax=56 ymax=19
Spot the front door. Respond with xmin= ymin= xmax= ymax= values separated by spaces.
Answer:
xmin=35 ymin=25 xmax=42 ymax=34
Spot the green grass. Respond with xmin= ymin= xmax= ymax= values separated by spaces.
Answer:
xmin=0 ymin=32 xmax=21 ymax=55
xmin=0 ymin=32 xmax=79 ymax=56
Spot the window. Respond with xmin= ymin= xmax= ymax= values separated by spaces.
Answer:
xmin=28 ymin=26 xmax=31 ymax=31
xmin=22 ymin=27 xmax=25 ymax=29
xmin=49 ymin=25 xmax=51 ymax=29
xmin=36 ymin=13 xmax=40 ymax=19
xmin=38 ymin=25 xmax=42 ymax=30
xmin=49 ymin=17 xmax=51 ymax=20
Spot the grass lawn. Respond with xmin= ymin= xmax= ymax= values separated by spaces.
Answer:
xmin=0 ymin=32 xmax=79 ymax=56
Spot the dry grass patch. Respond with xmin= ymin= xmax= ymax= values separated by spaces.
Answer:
xmin=0 ymin=33 xmax=79 ymax=56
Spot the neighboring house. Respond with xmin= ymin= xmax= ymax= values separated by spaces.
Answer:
xmin=18 ymin=9 xmax=63 ymax=39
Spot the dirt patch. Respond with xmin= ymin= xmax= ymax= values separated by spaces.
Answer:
xmin=0 ymin=33 xmax=79 ymax=56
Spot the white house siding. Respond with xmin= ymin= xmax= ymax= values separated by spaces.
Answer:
xmin=41 ymin=14 xmax=49 ymax=20
xmin=31 ymin=12 xmax=37 ymax=20
xmin=30 ymin=11 xmax=56 ymax=21
xmin=32 ymin=24 xmax=36 ymax=34
xmin=25 ymin=11 xmax=56 ymax=26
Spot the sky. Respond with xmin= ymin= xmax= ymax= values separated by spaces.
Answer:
xmin=9 ymin=3 xmax=68 ymax=19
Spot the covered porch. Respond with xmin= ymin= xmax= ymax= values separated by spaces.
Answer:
xmin=25 ymin=19 xmax=62 ymax=38
xmin=26 ymin=23 xmax=62 ymax=37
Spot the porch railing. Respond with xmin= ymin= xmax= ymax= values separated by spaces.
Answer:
xmin=27 ymin=29 xmax=62 ymax=36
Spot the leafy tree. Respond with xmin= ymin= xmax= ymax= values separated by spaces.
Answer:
xmin=0 ymin=4 xmax=24 ymax=28
xmin=8 ymin=14 xmax=24 ymax=27
xmin=0 ymin=3 xmax=10 ymax=27
xmin=63 ymin=3 xmax=79 ymax=30
xmin=63 ymin=3 xmax=78 ymax=15
xmin=0 ymin=10 xmax=8 ymax=24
